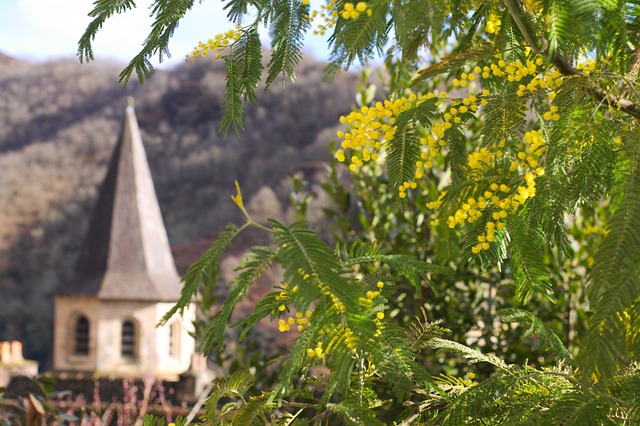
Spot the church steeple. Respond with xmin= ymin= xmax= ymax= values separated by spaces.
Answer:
xmin=60 ymin=103 xmax=181 ymax=301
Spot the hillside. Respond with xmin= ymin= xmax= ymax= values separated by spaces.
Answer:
xmin=0 ymin=55 xmax=358 ymax=367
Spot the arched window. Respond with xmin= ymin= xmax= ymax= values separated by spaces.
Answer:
xmin=75 ymin=316 xmax=89 ymax=355
xmin=121 ymin=320 xmax=136 ymax=359
xmin=169 ymin=321 xmax=181 ymax=358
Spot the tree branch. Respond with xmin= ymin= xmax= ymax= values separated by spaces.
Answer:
xmin=502 ymin=0 xmax=640 ymax=121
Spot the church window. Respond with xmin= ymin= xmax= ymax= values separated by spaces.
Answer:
xmin=75 ymin=316 xmax=89 ymax=355
xmin=169 ymin=321 xmax=181 ymax=358
xmin=121 ymin=320 xmax=136 ymax=359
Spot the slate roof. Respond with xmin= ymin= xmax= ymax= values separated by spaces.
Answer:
xmin=58 ymin=104 xmax=182 ymax=302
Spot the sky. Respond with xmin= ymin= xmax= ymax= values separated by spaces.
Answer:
xmin=0 ymin=0 xmax=330 ymax=67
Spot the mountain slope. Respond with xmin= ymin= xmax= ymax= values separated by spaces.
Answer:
xmin=0 ymin=56 xmax=357 ymax=367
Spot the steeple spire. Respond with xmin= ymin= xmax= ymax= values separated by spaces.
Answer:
xmin=60 ymin=104 xmax=181 ymax=301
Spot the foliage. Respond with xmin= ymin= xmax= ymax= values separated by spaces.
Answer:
xmin=0 ymin=57 xmax=356 ymax=367
xmin=81 ymin=0 xmax=640 ymax=423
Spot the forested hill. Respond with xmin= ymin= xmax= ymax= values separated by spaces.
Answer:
xmin=0 ymin=54 xmax=358 ymax=367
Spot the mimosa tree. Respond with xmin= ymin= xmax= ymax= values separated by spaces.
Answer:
xmin=81 ymin=0 xmax=640 ymax=423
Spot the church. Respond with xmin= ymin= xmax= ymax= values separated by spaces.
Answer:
xmin=52 ymin=101 xmax=196 ymax=379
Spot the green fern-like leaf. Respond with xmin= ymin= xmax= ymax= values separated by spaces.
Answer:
xmin=412 ymin=43 xmax=496 ymax=85
xmin=582 ymin=136 xmax=640 ymax=379
xmin=235 ymin=26 xmax=264 ymax=105
xmin=387 ymin=99 xmax=437 ymax=191
xmin=224 ymin=0 xmax=267 ymax=23
xmin=507 ymin=214 xmax=554 ymax=303
xmin=425 ymin=338 xmax=508 ymax=370
xmin=326 ymin=400 xmax=384 ymax=426
xmin=232 ymin=394 xmax=274 ymax=425
xmin=606 ymin=363 xmax=640 ymax=407
xmin=219 ymin=55 xmax=245 ymax=138
xmin=336 ymin=241 xmax=387 ymax=268
xmin=409 ymin=307 xmax=449 ymax=350
xmin=321 ymin=339 xmax=359 ymax=403
xmin=379 ymin=254 xmax=451 ymax=293
xmin=376 ymin=321 xmax=433 ymax=400
xmin=500 ymin=308 xmax=573 ymax=364
xmin=265 ymin=0 xmax=310 ymax=88
xmin=541 ymin=393 xmax=615 ymax=426
xmin=218 ymin=26 xmax=263 ymax=138
xmin=328 ymin=0 xmax=390 ymax=69
xmin=236 ymin=291 xmax=284 ymax=342
xmin=446 ymin=125 xmax=470 ymax=186
xmin=115 ymin=0 xmax=196 ymax=84
xmin=78 ymin=0 xmax=137 ymax=63
xmin=205 ymin=369 xmax=256 ymax=418
xmin=482 ymin=92 xmax=527 ymax=147
xmin=160 ymin=223 xmax=240 ymax=325
xmin=336 ymin=241 xmax=450 ymax=291
xmin=435 ymin=365 xmax=580 ymax=425
xmin=546 ymin=0 xmax=572 ymax=58
xmin=435 ymin=370 xmax=522 ymax=425
xmin=271 ymin=220 xmax=355 ymax=312
xmin=201 ymin=246 xmax=277 ymax=354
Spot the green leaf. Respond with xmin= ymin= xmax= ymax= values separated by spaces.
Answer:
xmin=326 ymin=400 xmax=384 ymax=426
xmin=387 ymin=99 xmax=437 ymax=191
xmin=201 ymin=246 xmax=277 ymax=354
xmin=235 ymin=26 xmax=264 ymax=105
xmin=265 ymin=0 xmax=310 ymax=88
xmin=117 ymin=0 xmax=196 ymax=84
xmin=500 ymin=308 xmax=573 ymax=364
xmin=582 ymin=135 xmax=640 ymax=379
xmin=219 ymin=55 xmax=246 ymax=138
xmin=219 ymin=26 xmax=263 ymax=138
xmin=507 ymin=214 xmax=554 ymax=303
xmin=271 ymin=220 xmax=355 ymax=312
xmin=412 ymin=43 xmax=496 ymax=85
xmin=328 ymin=0 xmax=390 ymax=69
xmin=425 ymin=338 xmax=508 ymax=370
xmin=160 ymin=223 xmax=240 ymax=325
xmin=205 ymin=370 xmax=256 ymax=417
xmin=78 ymin=0 xmax=137 ymax=63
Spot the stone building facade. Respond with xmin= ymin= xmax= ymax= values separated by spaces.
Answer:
xmin=52 ymin=104 xmax=195 ymax=380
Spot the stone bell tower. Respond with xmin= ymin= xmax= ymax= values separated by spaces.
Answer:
xmin=53 ymin=102 xmax=194 ymax=379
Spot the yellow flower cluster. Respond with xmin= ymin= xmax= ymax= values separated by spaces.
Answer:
xmin=485 ymin=11 xmax=501 ymax=34
xmin=278 ymin=310 xmax=313 ymax=332
xmin=337 ymin=93 xmax=433 ymax=195
xmin=359 ymin=289 xmax=381 ymax=306
xmin=403 ymin=88 xmax=490 ymax=198
xmin=468 ymin=147 xmax=494 ymax=170
xmin=274 ymin=282 xmax=298 ymax=313
xmin=336 ymin=85 xmax=495 ymax=198
xmin=340 ymin=2 xmax=372 ymax=19
xmin=337 ymin=54 xmax=567 ymax=235
xmin=309 ymin=0 xmax=338 ymax=36
xmin=426 ymin=192 xmax=447 ymax=228
xmin=319 ymin=281 xmax=345 ymax=314
xmin=483 ymin=56 xmax=550 ymax=83
xmin=307 ymin=341 xmax=325 ymax=359
xmin=186 ymin=27 xmax=242 ymax=62
xmin=523 ymin=0 xmax=543 ymax=13
xmin=583 ymin=225 xmax=608 ymax=236
xmin=440 ymin=129 xmax=546 ymax=254
xmin=363 ymin=358 xmax=378 ymax=379
xmin=330 ymin=324 xmax=358 ymax=351
xmin=364 ymin=281 xmax=386 ymax=337
xmin=576 ymin=57 xmax=597 ymax=74
xmin=292 ymin=268 xmax=347 ymax=316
